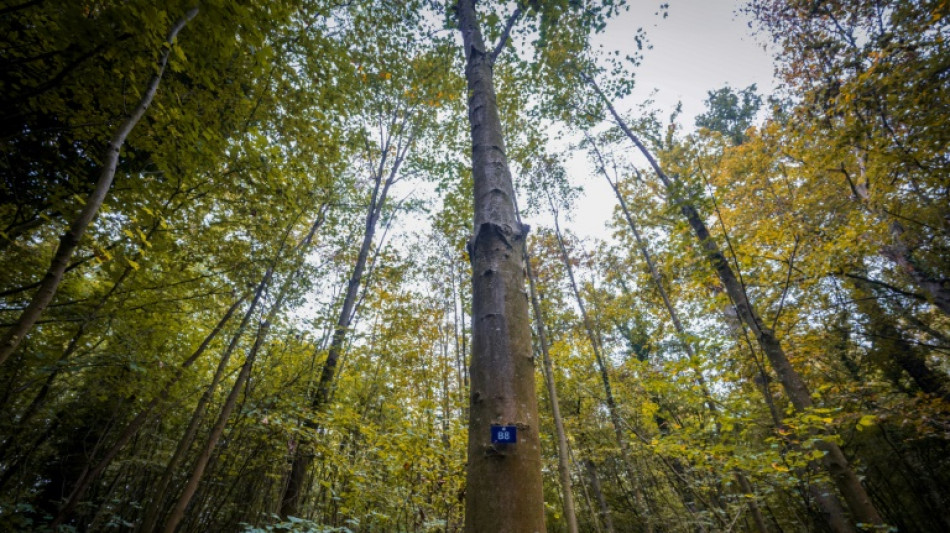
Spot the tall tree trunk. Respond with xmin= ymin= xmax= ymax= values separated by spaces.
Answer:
xmin=735 ymin=472 xmax=769 ymax=533
xmin=849 ymin=278 xmax=950 ymax=400
xmin=581 ymin=71 xmax=885 ymax=529
xmin=0 ymin=6 xmax=199 ymax=366
xmin=589 ymin=136 xmax=766 ymax=532
xmin=547 ymin=195 xmax=653 ymax=532
xmin=585 ymin=458 xmax=617 ymax=533
xmin=840 ymin=160 xmax=950 ymax=317
xmin=525 ymin=244 xmax=579 ymax=533
xmin=161 ymin=261 xmax=299 ymax=533
xmin=143 ymin=211 xmax=325 ymax=532
xmin=455 ymin=2 xmax=545 ymax=531
xmin=139 ymin=268 xmax=271 ymax=533
xmin=280 ymin=126 xmax=409 ymax=518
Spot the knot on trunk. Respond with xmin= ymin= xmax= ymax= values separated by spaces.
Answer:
xmin=467 ymin=222 xmax=529 ymax=258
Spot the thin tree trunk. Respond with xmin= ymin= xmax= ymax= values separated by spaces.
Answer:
xmin=585 ymin=459 xmax=616 ymax=533
xmin=160 ymin=325 xmax=265 ymax=533
xmin=5 ymin=208 xmax=167 ymax=432
xmin=48 ymin=294 xmax=247 ymax=527
xmin=580 ymin=70 xmax=884 ymax=528
xmin=849 ymin=278 xmax=950 ymax=400
xmin=456 ymin=2 xmax=545 ymax=531
xmin=139 ymin=269 xmax=271 ymax=533
xmin=161 ymin=260 xmax=299 ymax=533
xmin=736 ymin=472 xmax=770 ymax=533
xmin=840 ymin=160 xmax=950 ymax=317
xmin=547 ymin=195 xmax=653 ymax=532
xmin=281 ymin=124 xmax=410 ymax=518
xmin=525 ymin=244 xmax=580 ymax=533
xmin=0 ymin=6 xmax=199 ymax=366
xmin=142 ymin=210 xmax=325 ymax=532
xmin=589 ymin=136 xmax=766 ymax=532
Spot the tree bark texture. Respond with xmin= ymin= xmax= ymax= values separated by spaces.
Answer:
xmin=843 ymin=166 xmax=950 ymax=317
xmin=0 ymin=6 xmax=199 ymax=366
xmin=457 ymin=2 xmax=545 ymax=532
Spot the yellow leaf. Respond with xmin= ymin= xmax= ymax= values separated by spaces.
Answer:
xmin=126 ymin=258 xmax=140 ymax=270
xmin=135 ymin=227 xmax=151 ymax=248
xmin=856 ymin=414 xmax=876 ymax=430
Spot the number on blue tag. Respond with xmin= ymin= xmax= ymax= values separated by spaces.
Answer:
xmin=491 ymin=425 xmax=517 ymax=444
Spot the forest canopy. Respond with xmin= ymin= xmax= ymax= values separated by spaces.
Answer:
xmin=0 ymin=1 xmax=948 ymax=532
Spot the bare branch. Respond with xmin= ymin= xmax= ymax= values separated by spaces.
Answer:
xmin=490 ymin=4 xmax=524 ymax=63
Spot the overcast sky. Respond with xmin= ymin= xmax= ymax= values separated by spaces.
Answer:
xmin=539 ymin=0 xmax=778 ymax=240
xmin=614 ymin=0 xmax=777 ymax=122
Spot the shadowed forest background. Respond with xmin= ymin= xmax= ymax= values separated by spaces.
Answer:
xmin=1 ymin=0 xmax=948 ymax=531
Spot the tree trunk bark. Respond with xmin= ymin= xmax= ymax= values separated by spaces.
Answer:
xmin=842 ymin=161 xmax=950 ymax=317
xmin=161 ymin=264 xmax=298 ymax=533
xmin=0 ymin=6 xmax=199 ymax=366
xmin=849 ymin=278 xmax=950 ymax=400
xmin=590 ymin=138 xmax=767 ymax=531
xmin=585 ymin=458 xmax=616 ymax=533
xmin=140 ymin=270 xmax=270 ymax=533
xmin=456 ymin=2 xmax=545 ymax=531
xmin=735 ymin=472 xmax=770 ymax=533
xmin=144 ymin=211 xmax=325 ymax=532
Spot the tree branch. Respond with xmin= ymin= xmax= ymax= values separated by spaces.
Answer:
xmin=490 ymin=4 xmax=524 ymax=63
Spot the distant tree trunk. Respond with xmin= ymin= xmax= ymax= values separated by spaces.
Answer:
xmin=48 ymin=293 xmax=247 ymax=528
xmin=139 ymin=268 xmax=272 ymax=533
xmin=849 ymin=278 xmax=950 ymax=400
xmin=840 ymin=159 xmax=950 ymax=317
xmin=161 ymin=263 xmax=298 ymax=533
xmin=145 ymin=210 xmax=325 ymax=532
xmin=455 ymin=1 xmax=545 ymax=531
xmin=588 ymin=136 xmax=768 ymax=532
xmin=0 ymin=6 xmax=199 ymax=366
xmin=547 ymin=194 xmax=653 ymax=532
xmin=585 ymin=458 xmax=616 ymax=533
xmin=525 ymin=244 xmax=580 ymax=533
xmin=582 ymin=71 xmax=885 ymax=529
xmin=735 ymin=472 xmax=769 ymax=533
xmin=280 ymin=127 xmax=409 ymax=518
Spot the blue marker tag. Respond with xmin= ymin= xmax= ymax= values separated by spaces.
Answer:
xmin=491 ymin=425 xmax=517 ymax=444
